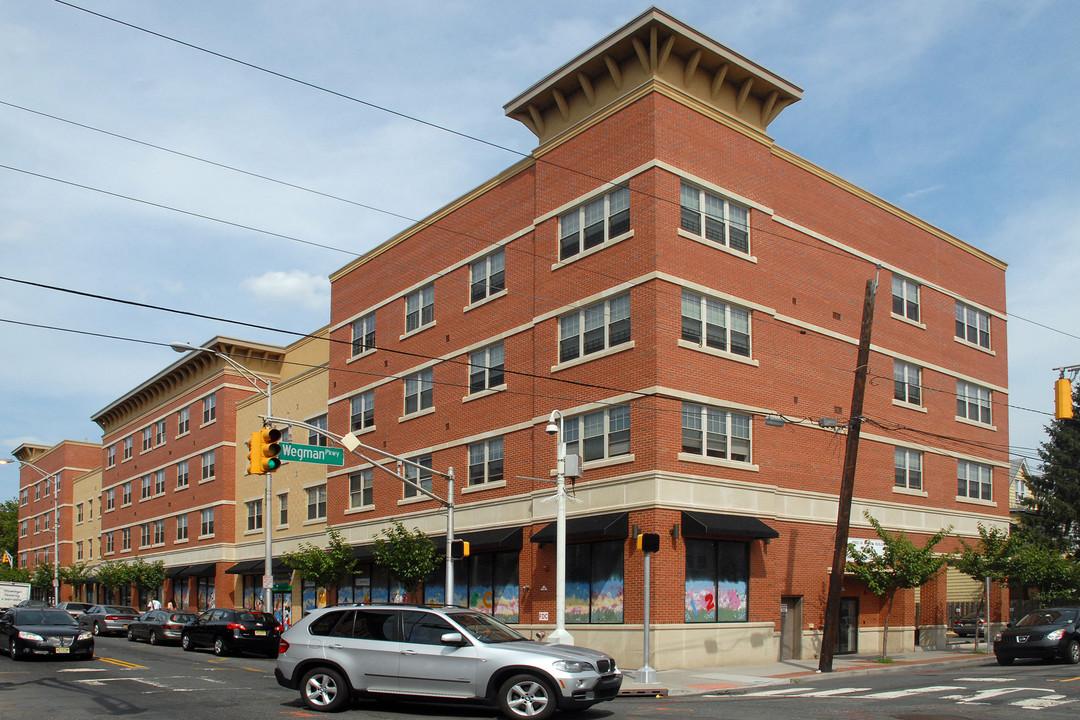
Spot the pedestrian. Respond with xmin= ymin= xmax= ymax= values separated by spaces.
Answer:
xmin=148 ymin=596 xmax=162 ymax=611
xmin=166 ymin=600 xmax=175 ymax=610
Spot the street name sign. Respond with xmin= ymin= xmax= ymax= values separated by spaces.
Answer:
xmin=280 ymin=443 xmax=345 ymax=466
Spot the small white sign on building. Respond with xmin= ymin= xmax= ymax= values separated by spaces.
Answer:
xmin=847 ymin=538 xmax=885 ymax=561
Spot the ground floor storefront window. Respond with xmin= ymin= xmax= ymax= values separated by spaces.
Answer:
xmin=567 ymin=540 xmax=624 ymax=623
xmin=685 ymin=538 xmax=749 ymax=622
xmin=196 ymin=576 xmax=214 ymax=610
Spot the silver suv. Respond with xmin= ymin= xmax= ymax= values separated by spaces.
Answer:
xmin=275 ymin=604 xmax=622 ymax=718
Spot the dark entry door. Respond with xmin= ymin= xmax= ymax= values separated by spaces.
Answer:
xmin=835 ymin=597 xmax=858 ymax=654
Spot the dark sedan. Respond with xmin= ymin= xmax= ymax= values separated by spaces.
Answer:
xmin=181 ymin=608 xmax=282 ymax=657
xmin=127 ymin=610 xmax=196 ymax=645
xmin=994 ymin=607 xmax=1080 ymax=665
xmin=0 ymin=607 xmax=94 ymax=660
xmin=77 ymin=604 xmax=140 ymax=636
xmin=952 ymin=614 xmax=985 ymax=637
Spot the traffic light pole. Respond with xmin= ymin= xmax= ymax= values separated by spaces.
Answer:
xmin=262 ymin=382 xmax=273 ymax=614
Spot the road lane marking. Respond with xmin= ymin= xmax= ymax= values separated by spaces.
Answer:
xmin=860 ymin=685 xmax=964 ymax=699
xmin=1013 ymin=696 xmax=1073 ymax=709
xmin=954 ymin=677 xmax=1016 ymax=682
xmin=738 ymin=687 xmax=819 ymax=697
xmin=96 ymin=656 xmax=147 ymax=669
xmin=56 ymin=667 xmax=107 ymax=673
xmin=793 ymin=688 xmax=871 ymax=697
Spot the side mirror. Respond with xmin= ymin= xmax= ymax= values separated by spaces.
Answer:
xmin=440 ymin=632 xmax=467 ymax=646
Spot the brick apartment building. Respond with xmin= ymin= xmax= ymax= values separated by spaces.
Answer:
xmin=322 ymin=8 xmax=1009 ymax=668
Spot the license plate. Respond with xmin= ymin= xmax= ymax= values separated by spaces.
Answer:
xmin=55 ymin=647 xmax=70 ymax=654
xmin=255 ymin=630 xmax=266 ymax=636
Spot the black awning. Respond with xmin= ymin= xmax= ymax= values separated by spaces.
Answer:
xmin=225 ymin=558 xmax=288 ymax=575
xmin=351 ymin=544 xmax=376 ymax=562
xmin=165 ymin=565 xmax=189 ymax=578
xmin=530 ymin=512 xmax=629 ymax=544
xmin=681 ymin=511 xmax=779 ymax=540
xmin=436 ymin=527 xmax=524 ymax=553
xmin=179 ymin=562 xmax=218 ymax=577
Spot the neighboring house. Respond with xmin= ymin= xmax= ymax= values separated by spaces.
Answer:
xmin=1009 ymin=457 xmax=1032 ymax=521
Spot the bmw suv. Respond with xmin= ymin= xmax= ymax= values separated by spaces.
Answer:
xmin=275 ymin=604 xmax=622 ymax=718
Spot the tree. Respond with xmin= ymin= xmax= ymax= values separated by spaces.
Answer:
xmin=0 ymin=497 xmax=18 ymax=558
xmin=1022 ymin=384 xmax=1080 ymax=558
xmin=372 ymin=520 xmax=438 ymax=601
xmin=126 ymin=557 xmax=167 ymax=600
xmin=1009 ymin=539 xmax=1080 ymax=601
xmin=29 ymin=563 xmax=55 ymax=598
xmin=283 ymin=527 xmax=357 ymax=596
xmin=0 ymin=564 xmax=30 ymax=583
xmin=94 ymin=559 xmax=130 ymax=601
xmin=59 ymin=562 xmax=96 ymax=596
xmin=846 ymin=511 xmax=951 ymax=659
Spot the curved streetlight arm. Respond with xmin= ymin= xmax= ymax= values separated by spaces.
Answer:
xmin=171 ymin=342 xmax=270 ymax=399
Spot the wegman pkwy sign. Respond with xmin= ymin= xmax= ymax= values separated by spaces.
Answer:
xmin=279 ymin=442 xmax=345 ymax=466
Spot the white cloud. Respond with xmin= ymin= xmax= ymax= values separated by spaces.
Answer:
xmin=241 ymin=270 xmax=330 ymax=311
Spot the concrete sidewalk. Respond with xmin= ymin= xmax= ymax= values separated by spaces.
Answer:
xmin=618 ymin=639 xmax=996 ymax=697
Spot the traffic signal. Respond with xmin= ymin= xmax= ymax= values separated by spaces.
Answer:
xmin=247 ymin=427 xmax=283 ymax=475
xmin=636 ymin=532 xmax=660 ymax=553
xmin=1055 ymin=378 xmax=1073 ymax=420
xmin=450 ymin=540 xmax=470 ymax=559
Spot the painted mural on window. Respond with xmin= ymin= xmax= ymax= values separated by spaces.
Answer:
xmin=685 ymin=538 xmax=749 ymax=622
xmin=566 ymin=540 xmax=623 ymax=623
xmin=443 ymin=551 xmax=519 ymax=622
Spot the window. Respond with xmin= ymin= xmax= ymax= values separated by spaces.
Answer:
xmin=155 ymin=419 xmax=167 ymax=446
xmin=88 ymin=499 xmax=93 ymax=519
xmin=468 ymin=438 xmax=504 ymax=486
xmin=955 ymin=302 xmax=990 ymax=349
xmin=123 ymin=436 xmax=133 ymax=460
xmin=403 ymin=456 xmax=433 ymax=499
xmin=107 ymin=445 xmax=116 ymax=468
xmin=893 ymin=361 xmax=922 ymax=405
xmin=306 ymin=486 xmax=327 ymax=520
xmin=957 ymin=380 xmax=992 ymax=424
xmin=105 ymin=533 xmax=114 ymax=554
xmin=141 ymin=475 xmax=153 ymax=500
xmin=20 ymin=489 xmax=27 ymax=505
xmin=176 ymin=514 xmax=188 ymax=541
xmin=201 ymin=450 xmax=216 ymax=480
xmin=682 ymin=403 xmax=751 ymax=462
xmin=142 ymin=427 xmax=153 ymax=451
xmin=35 ymin=483 xmax=41 ymax=501
xmin=566 ymin=540 xmax=624 ymax=623
xmin=470 ymin=249 xmax=506 ymax=302
xmin=404 ymin=369 xmax=434 ymax=415
xmin=200 ymin=508 xmax=215 ymax=536
xmin=77 ymin=503 xmax=84 ymax=523
xmin=349 ymin=469 xmax=374 ymax=509
xmin=122 ymin=528 xmax=131 ymax=551
xmin=563 ymin=405 xmax=631 ymax=462
xmin=76 ymin=542 xmax=83 ymax=561
xmin=42 ymin=513 xmax=49 ymax=531
xmin=19 ymin=520 xmax=26 ymax=537
xmin=153 ymin=469 xmax=165 ymax=495
xmin=351 ymin=313 xmax=376 ymax=356
xmin=895 ymin=448 xmax=923 ymax=490
xmin=178 ymin=406 xmax=190 ymax=435
xmin=34 ymin=517 xmax=40 ymax=534
xmin=681 ymin=289 xmax=750 ymax=356
xmin=122 ymin=482 xmax=132 ymax=506
xmin=685 ymin=538 xmax=750 ymax=622
xmin=247 ymin=500 xmax=263 ymax=531
xmin=106 ymin=488 xmax=115 ymax=511
xmin=202 ymin=393 xmax=217 ymax=424
xmin=177 ymin=460 xmax=189 ymax=488
xmin=559 ymin=186 xmax=630 ymax=260
xmin=405 ymin=284 xmax=434 ymax=333
xmin=559 ymin=293 xmax=631 ymax=362
xmin=892 ymin=276 xmax=920 ymax=322
xmin=350 ymin=391 xmax=375 ymax=432
xmin=469 ymin=343 xmax=505 ymax=393
xmin=958 ymin=460 xmax=992 ymax=501
xmin=680 ymin=182 xmax=749 ymax=253
xmin=444 ymin=552 xmax=520 ymax=621
xmin=308 ymin=415 xmax=329 ymax=447
xmin=278 ymin=493 xmax=288 ymax=526
xmin=140 ymin=523 xmax=151 ymax=548
xmin=153 ymin=519 xmax=164 ymax=545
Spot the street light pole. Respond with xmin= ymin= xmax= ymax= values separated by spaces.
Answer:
xmin=545 ymin=410 xmax=573 ymax=646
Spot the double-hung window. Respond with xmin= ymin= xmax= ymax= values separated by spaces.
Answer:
xmin=154 ymin=469 xmax=165 ymax=495
xmin=469 ymin=343 xmax=505 ymax=393
xmin=350 ymin=391 xmax=375 ymax=432
xmin=563 ymin=406 xmax=631 ymax=462
xmin=307 ymin=486 xmax=327 ymax=520
xmin=895 ymin=448 xmax=923 ymax=490
xmin=559 ymin=186 xmax=630 ymax=260
xmin=958 ymin=460 xmax=992 ymax=501
xmin=201 ymin=449 xmax=216 ymax=480
xmin=153 ymin=520 xmax=164 ymax=545
xmin=351 ymin=313 xmax=376 ymax=356
xmin=404 ymin=369 xmax=434 ymax=415
xmin=308 ymin=414 xmax=329 ymax=446
xmin=468 ymin=438 xmax=504 ymax=486
xmin=107 ymin=445 xmax=116 ymax=468
xmin=957 ymin=380 xmax=992 ymax=424
xmin=681 ymin=290 xmax=750 ymax=356
xmin=142 ymin=427 xmax=153 ymax=452
xmin=470 ymin=249 xmax=505 ymax=302
xmin=201 ymin=508 xmax=215 ymax=536
xmin=559 ymin=293 xmax=630 ymax=363
xmin=349 ymin=469 xmax=374 ymax=509
xmin=403 ymin=455 xmax=433 ymax=499
xmin=681 ymin=403 xmax=751 ymax=462
xmin=122 ymin=482 xmax=132 ymax=506
xmin=177 ymin=460 xmax=189 ymax=488
xmin=176 ymin=514 xmax=188 ymax=541
xmin=893 ymin=361 xmax=922 ymax=405
xmin=247 ymin=500 xmax=263 ymax=531
xmin=141 ymin=475 xmax=152 ymax=500
xmin=123 ymin=436 xmax=133 ymax=460
xmin=203 ymin=393 xmax=217 ymax=424
xmin=155 ymin=419 xmax=166 ymax=446
xmin=405 ymin=285 xmax=434 ymax=333
xmin=680 ymin=182 xmax=749 ymax=253
xmin=178 ymin=406 xmax=190 ymax=435
xmin=955 ymin=302 xmax=990 ymax=349
xmin=122 ymin=528 xmax=131 ymax=551
xmin=892 ymin=276 xmax=920 ymax=322
xmin=106 ymin=488 xmax=115 ymax=511
xmin=140 ymin=523 xmax=151 ymax=548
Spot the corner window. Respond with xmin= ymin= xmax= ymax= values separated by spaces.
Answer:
xmin=559 ymin=293 xmax=631 ymax=363
xmin=958 ymin=460 xmax=992 ymax=501
xmin=891 ymin=276 xmax=920 ymax=322
xmin=893 ymin=361 xmax=922 ymax=405
xmin=955 ymin=302 xmax=990 ymax=349
xmin=350 ymin=391 xmax=375 ymax=432
xmin=895 ymin=448 xmax=922 ymax=490
xmin=306 ymin=485 xmax=327 ymax=520
xmin=404 ymin=369 xmax=434 ymax=415
xmin=470 ymin=249 xmax=505 ymax=302
xmin=559 ymin=186 xmax=630 ymax=260
xmin=563 ymin=405 xmax=631 ymax=462
xmin=680 ymin=182 xmax=749 ymax=253
xmin=349 ymin=469 xmax=374 ymax=509
xmin=468 ymin=438 xmax=504 ymax=486
xmin=351 ymin=313 xmax=376 ymax=356
xmin=469 ymin=343 xmax=505 ymax=393
xmin=403 ymin=456 xmax=433 ymax=499
xmin=681 ymin=289 xmax=750 ymax=356
xmin=681 ymin=403 xmax=751 ymax=462
xmin=685 ymin=538 xmax=749 ymax=622
xmin=566 ymin=540 xmax=624 ymax=623
xmin=957 ymin=381 xmax=992 ymax=425
xmin=405 ymin=285 xmax=435 ymax=333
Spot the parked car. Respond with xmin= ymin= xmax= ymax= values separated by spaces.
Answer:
xmin=275 ymin=603 xmax=622 ymax=718
xmin=994 ymin=607 xmax=1080 ymax=665
xmin=77 ymin=605 xmax=140 ymax=636
xmin=127 ymin=610 xmax=196 ymax=645
xmin=56 ymin=602 xmax=93 ymax=619
xmin=0 ymin=607 xmax=94 ymax=660
xmin=181 ymin=608 xmax=281 ymax=657
xmin=952 ymin=615 xmax=986 ymax=637
xmin=15 ymin=599 xmax=50 ymax=609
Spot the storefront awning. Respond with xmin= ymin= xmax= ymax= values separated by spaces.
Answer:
xmin=165 ymin=565 xmax=189 ymax=578
xmin=179 ymin=562 xmax=217 ymax=577
xmin=530 ymin=512 xmax=629 ymax=544
xmin=349 ymin=526 xmax=524 ymax=561
xmin=225 ymin=558 xmax=289 ymax=574
xmin=681 ymin=511 xmax=779 ymax=540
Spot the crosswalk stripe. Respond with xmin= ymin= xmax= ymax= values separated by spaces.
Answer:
xmin=793 ymin=687 xmax=870 ymax=697
xmin=739 ymin=687 xmax=818 ymax=697
xmin=860 ymin=685 xmax=963 ymax=699
xmin=1013 ymin=696 xmax=1072 ymax=710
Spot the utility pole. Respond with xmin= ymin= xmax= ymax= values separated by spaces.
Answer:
xmin=819 ymin=276 xmax=878 ymax=672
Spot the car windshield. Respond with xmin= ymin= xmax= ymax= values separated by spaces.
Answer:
xmin=20 ymin=610 xmax=78 ymax=626
xmin=448 ymin=611 xmax=525 ymax=644
xmin=107 ymin=606 xmax=139 ymax=615
xmin=1017 ymin=609 xmax=1078 ymax=627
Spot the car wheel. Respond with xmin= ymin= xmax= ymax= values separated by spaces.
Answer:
xmin=149 ymin=631 xmax=159 ymax=646
xmin=93 ymin=622 xmax=102 ymax=636
xmin=1066 ymin=639 xmax=1080 ymax=665
xmin=181 ymin=634 xmax=194 ymax=652
xmin=300 ymin=666 xmax=351 ymax=713
xmin=212 ymin=636 xmax=229 ymax=656
xmin=127 ymin=629 xmax=136 ymax=642
xmin=498 ymin=673 xmax=557 ymax=720
xmin=9 ymin=639 xmax=20 ymax=662
xmin=996 ymin=654 xmax=1014 ymax=666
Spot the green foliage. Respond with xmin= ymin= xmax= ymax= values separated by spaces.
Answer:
xmin=0 ymin=565 xmax=30 ymax=583
xmin=1022 ymin=385 xmax=1080 ymax=558
xmin=951 ymin=524 xmax=1015 ymax=584
xmin=94 ymin=559 xmax=130 ymax=590
xmin=372 ymin=520 xmax=437 ymax=596
xmin=283 ymin=527 xmax=357 ymax=588
xmin=29 ymin=563 xmax=55 ymax=591
xmin=126 ymin=557 xmax=166 ymax=591
xmin=1007 ymin=537 xmax=1080 ymax=599
xmin=847 ymin=511 xmax=951 ymax=658
xmin=0 ymin=497 xmax=18 ymax=558
xmin=59 ymin=562 xmax=96 ymax=588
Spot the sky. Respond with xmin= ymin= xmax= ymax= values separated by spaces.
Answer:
xmin=2 ymin=0 xmax=1079 ymax=501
